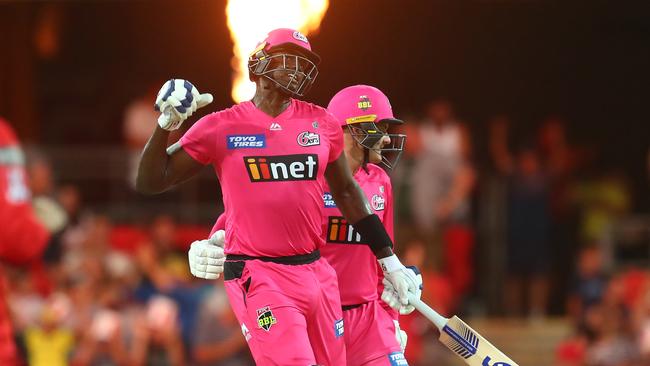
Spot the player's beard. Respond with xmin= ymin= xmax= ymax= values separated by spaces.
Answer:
xmin=264 ymin=70 xmax=305 ymax=97
xmin=261 ymin=75 xmax=290 ymax=97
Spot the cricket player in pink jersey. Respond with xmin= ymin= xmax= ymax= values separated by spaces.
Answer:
xmin=136 ymin=28 xmax=419 ymax=366
xmin=191 ymin=85 xmax=422 ymax=366
xmin=322 ymin=85 xmax=418 ymax=366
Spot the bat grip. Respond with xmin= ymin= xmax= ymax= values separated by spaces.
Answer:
xmin=407 ymin=293 xmax=448 ymax=330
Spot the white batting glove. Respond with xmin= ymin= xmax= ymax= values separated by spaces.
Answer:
xmin=154 ymin=79 xmax=213 ymax=131
xmin=394 ymin=320 xmax=408 ymax=352
xmin=381 ymin=264 xmax=422 ymax=315
xmin=188 ymin=230 xmax=225 ymax=279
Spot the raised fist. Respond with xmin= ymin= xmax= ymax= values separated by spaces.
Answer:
xmin=154 ymin=79 xmax=213 ymax=131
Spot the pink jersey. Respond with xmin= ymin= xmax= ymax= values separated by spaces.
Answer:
xmin=180 ymin=99 xmax=343 ymax=257
xmin=320 ymin=163 xmax=394 ymax=306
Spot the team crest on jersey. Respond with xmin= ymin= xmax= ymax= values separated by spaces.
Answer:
xmin=312 ymin=121 xmax=319 ymax=128
xmin=327 ymin=216 xmax=363 ymax=244
xmin=371 ymin=194 xmax=385 ymax=211
xmin=358 ymin=95 xmax=372 ymax=111
xmin=334 ymin=319 xmax=344 ymax=338
xmin=256 ymin=306 xmax=277 ymax=331
xmin=297 ymin=131 xmax=320 ymax=147
xmin=244 ymin=154 xmax=318 ymax=182
xmin=227 ymin=134 xmax=266 ymax=149
xmin=323 ymin=192 xmax=336 ymax=208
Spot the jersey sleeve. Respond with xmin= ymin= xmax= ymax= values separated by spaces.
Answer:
xmin=209 ymin=213 xmax=227 ymax=236
xmin=324 ymin=113 xmax=343 ymax=163
xmin=383 ymin=176 xmax=395 ymax=242
xmin=179 ymin=114 xmax=220 ymax=165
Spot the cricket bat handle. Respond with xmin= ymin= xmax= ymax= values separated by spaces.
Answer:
xmin=408 ymin=293 xmax=448 ymax=329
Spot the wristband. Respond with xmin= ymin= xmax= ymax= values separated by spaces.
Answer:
xmin=352 ymin=214 xmax=394 ymax=256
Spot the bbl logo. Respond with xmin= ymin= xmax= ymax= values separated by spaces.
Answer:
xmin=327 ymin=216 xmax=363 ymax=244
xmin=256 ymin=306 xmax=277 ymax=331
xmin=371 ymin=194 xmax=385 ymax=211
xmin=244 ymin=154 xmax=318 ymax=182
xmin=296 ymin=131 xmax=320 ymax=147
xmin=357 ymin=95 xmax=372 ymax=111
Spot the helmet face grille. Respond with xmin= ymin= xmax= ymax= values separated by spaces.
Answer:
xmin=248 ymin=51 xmax=319 ymax=97
xmin=348 ymin=123 xmax=407 ymax=170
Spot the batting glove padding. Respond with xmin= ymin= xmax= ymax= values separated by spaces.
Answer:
xmin=155 ymin=79 xmax=213 ymax=131
xmin=188 ymin=230 xmax=225 ymax=280
xmin=382 ymin=265 xmax=423 ymax=315
xmin=379 ymin=255 xmax=419 ymax=314
xmin=394 ymin=320 xmax=408 ymax=352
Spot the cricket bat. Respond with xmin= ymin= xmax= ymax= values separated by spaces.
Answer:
xmin=408 ymin=294 xmax=518 ymax=366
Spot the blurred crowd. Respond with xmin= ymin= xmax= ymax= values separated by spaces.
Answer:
xmin=3 ymin=151 xmax=253 ymax=365
xmin=2 ymin=95 xmax=648 ymax=366
xmin=389 ymin=99 xmax=649 ymax=366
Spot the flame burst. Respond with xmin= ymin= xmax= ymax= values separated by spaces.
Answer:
xmin=226 ymin=0 xmax=329 ymax=102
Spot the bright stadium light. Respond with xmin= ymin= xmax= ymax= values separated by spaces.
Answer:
xmin=226 ymin=0 xmax=329 ymax=102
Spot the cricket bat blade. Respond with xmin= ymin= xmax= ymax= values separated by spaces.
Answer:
xmin=408 ymin=294 xmax=519 ymax=366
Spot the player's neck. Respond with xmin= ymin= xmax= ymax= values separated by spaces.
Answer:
xmin=345 ymin=148 xmax=363 ymax=174
xmin=251 ymin=89 xmax=292 ymax=117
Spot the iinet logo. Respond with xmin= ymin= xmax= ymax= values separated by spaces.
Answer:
xmin=326 ymin=216 xmax=363 ymax=244
xmin=244 ymin=154 xmax=318 ymax=182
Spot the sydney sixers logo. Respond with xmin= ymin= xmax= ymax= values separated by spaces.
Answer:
xmin=292 ymin=31 xmax=308 ymax=43
xmin=296 ymin=131 xmax=320 ymax=147
xmin=371 ymin=194 xmax=385 ymax=211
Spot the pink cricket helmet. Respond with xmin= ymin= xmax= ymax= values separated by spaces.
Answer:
xmin=327 ymin=85 xmax=403 ymax=127
xmin=248 ymin=28 xmax=321 ymax=96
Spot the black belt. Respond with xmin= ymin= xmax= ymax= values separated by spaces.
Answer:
xmin=225 ymin=249 xmax=320 ymax=266
xmin=342 ymin=303 xmax=363 ymax=311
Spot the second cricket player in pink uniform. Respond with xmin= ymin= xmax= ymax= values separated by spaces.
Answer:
xmin=322 ymin=85 xmax=415 ymax=366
